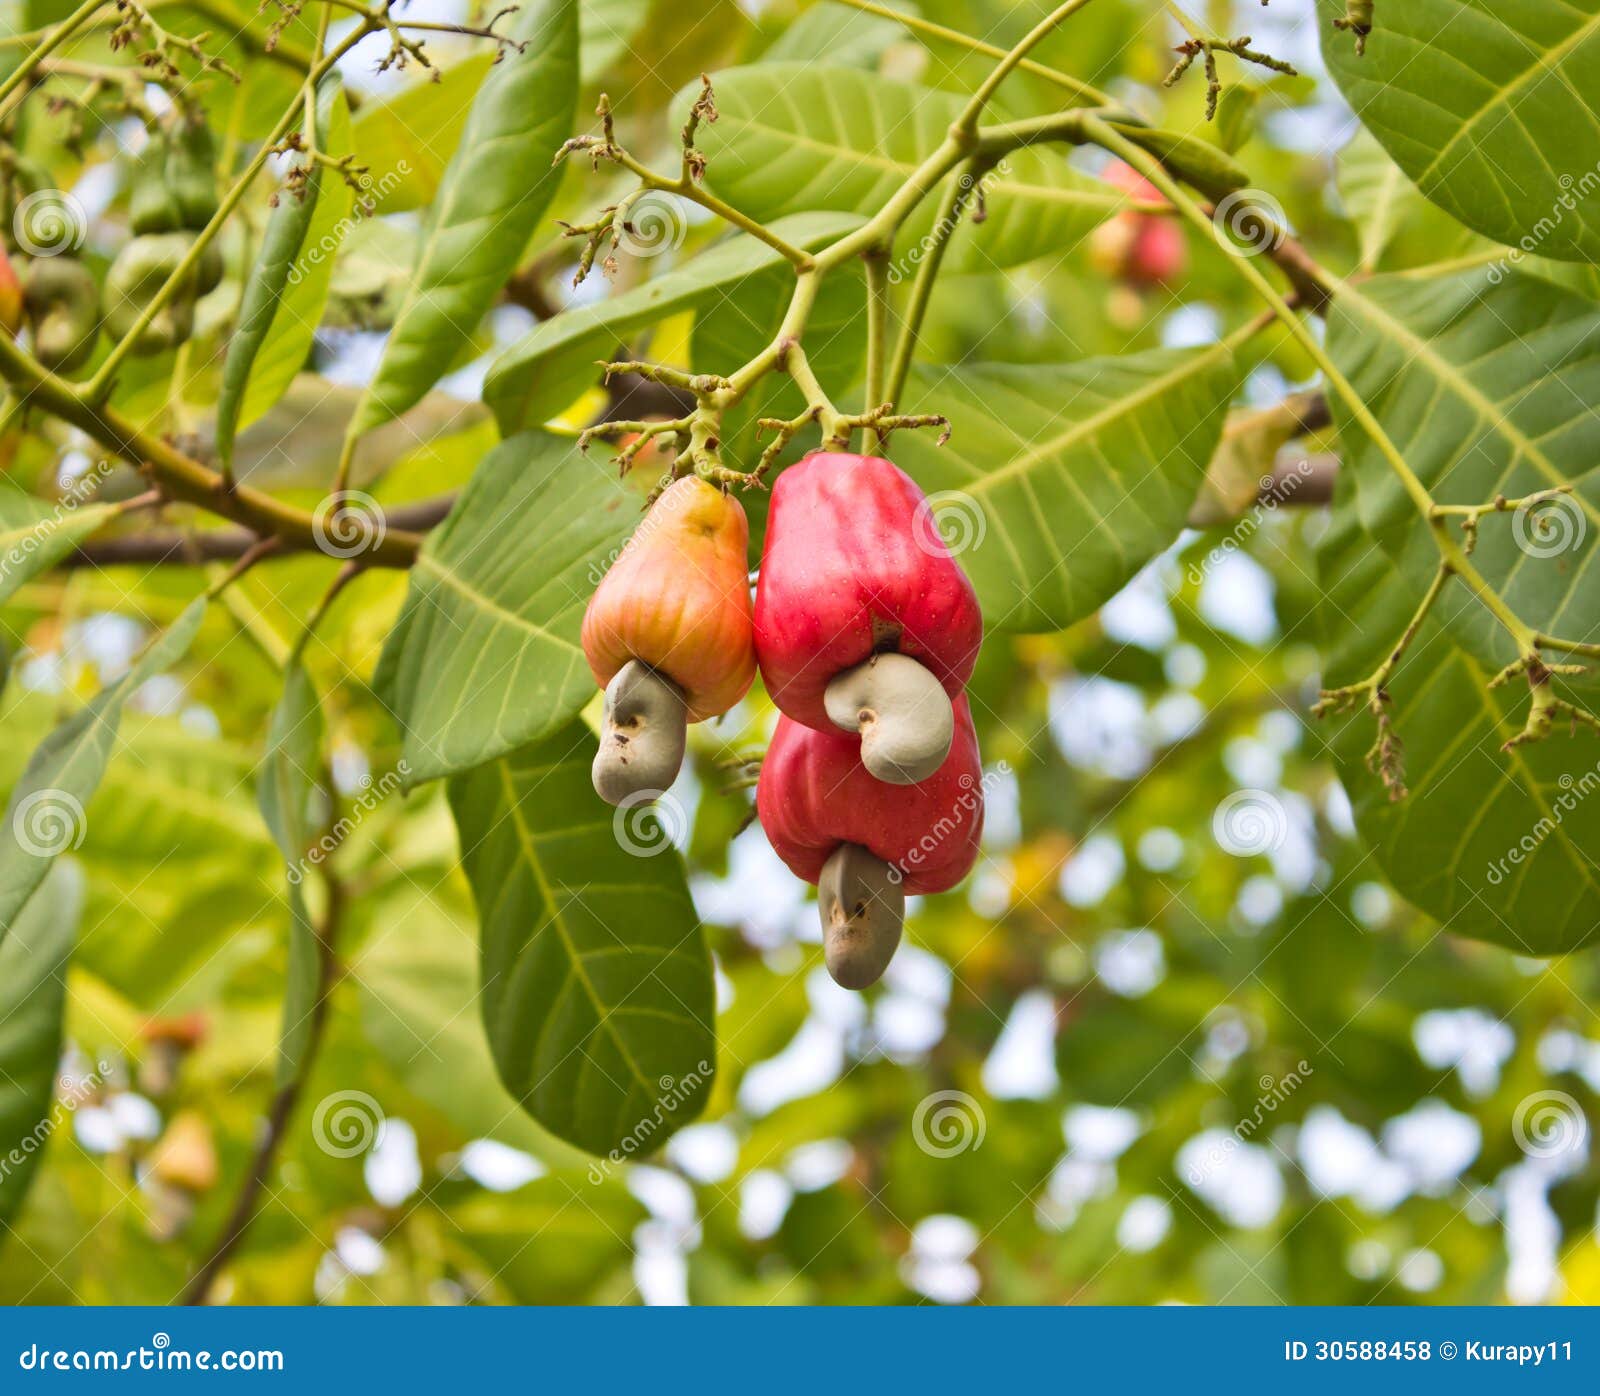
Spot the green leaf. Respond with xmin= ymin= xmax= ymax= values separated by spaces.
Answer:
xmin=0 ymin=488 xmax=117 ymax=605
xmin=348 ymin=55 xmax=494 ymax=215
xmin=259 ymin=661 xmax=325 ymax=1088
xmin=0 ymin=598 xmax=206 ymax=941
xmin=349 ymin=0 xmax=579 ymax=438
xmin=891 ymin=342 xmax=1240 ymax=631
xmin=483 ymin=211 xmax=860 ymax=435
xmin=1335 ymin=128 xmax=1422 ymax=273
xmin=374 ymin=433 xmax=640 ymax=786
xmin=690 ymin=64 xmax=1124 ymax=273
xmin=1319 ymin=0 xmax=1600 ymax=262
xmin=1318 ymin=266 xmax=1600 ymax=954
xmin=217 ymin=75 xmax=351 ymax=465
xmin=448 ymin=724 xmax=716 ymax=1157
xmin=0 ymin=864 xmax=82 ymax=1236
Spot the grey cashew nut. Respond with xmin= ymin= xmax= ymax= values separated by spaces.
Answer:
xmin=818 ymin=842 xmax=904 ymax=990
xmin=823 ymin=652 xmax=954 ymax=785
xmin=592 ymin=660 xmax=688 ymax=806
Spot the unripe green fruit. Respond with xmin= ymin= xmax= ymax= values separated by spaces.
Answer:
xmin=129 ymin=133 xmax=183 ymax=236
xmin=23 ymin=256 xmax=99 ymax=373
xmin=168 ymin=117 xmax=220 ymax=231
xmin=105 ymin=232 xmax=200 ymax=354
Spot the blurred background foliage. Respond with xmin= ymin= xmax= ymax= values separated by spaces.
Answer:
xmin=0 ymin=0 xmax=1597 ymax=1306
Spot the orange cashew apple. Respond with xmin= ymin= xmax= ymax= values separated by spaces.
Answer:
xmin=583 ymin=475 xmax=756 ymax=804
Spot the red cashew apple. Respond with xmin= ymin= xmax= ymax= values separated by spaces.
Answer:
xmin=757 ymin=693 xmax=984 ymax=988
xmin=1088 ymin=160 xmax=1187 ymax=288
xmin=583 ymin=475 xmax=756 ymax=803
xmin=754 ymin=451 xmax=982 ymax=785
xmin=0 ymin=247 xmax=21 ymax=337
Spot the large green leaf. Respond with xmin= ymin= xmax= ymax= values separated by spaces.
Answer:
xmin=1318 ymin=266 xmax=1600 ymax=954
xmin=1319 ymin=0 xmax=1600 ymax=262
xmin=1317 ymin=479 xmax=1600 ymax=957
xmin=258 ymin=662 xmax=325 ymax=1088
xmin=0 ymin=865 xmax=82 ymax=1235
xmin=483 ymin=212 xmax=860 ymax=435
xmin=689 ymin=63 xmax=1124 ymax=273
xmin=0 ymin=489 xmax=116 ymax=605
xmin=348 ymin=56 xmax=494 ymax=215
xmin=890 ymin=343 xmax=1239 ymax=632
xmin=1326 ymin=267 xmax=1600 ymax=669
xmin=374 ymin=433 xmax=640 ymax=786
xmin=0 ymin=598 xmax=206 ymax=941
xmin=350 ymin=0 xmax=579 ymax=437
xmin=449 ymin=724 xmax=715 ymax=1157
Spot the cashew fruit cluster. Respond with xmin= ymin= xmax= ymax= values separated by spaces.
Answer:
xmin=105 ymin=117 xmax=223 ymax=355
xmin=579 ymin=451 xmax=986 ymax=991
xmin=4 ymin=162 xmax=100 ymax=372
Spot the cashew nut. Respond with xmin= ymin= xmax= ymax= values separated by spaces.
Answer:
xmin=818 ymin=842 xmax=904 ymax=990
xmin=592 ymin=660 xmax=688 ymax=805
xmin=823 ymin=652 xmax=954 ymax=785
